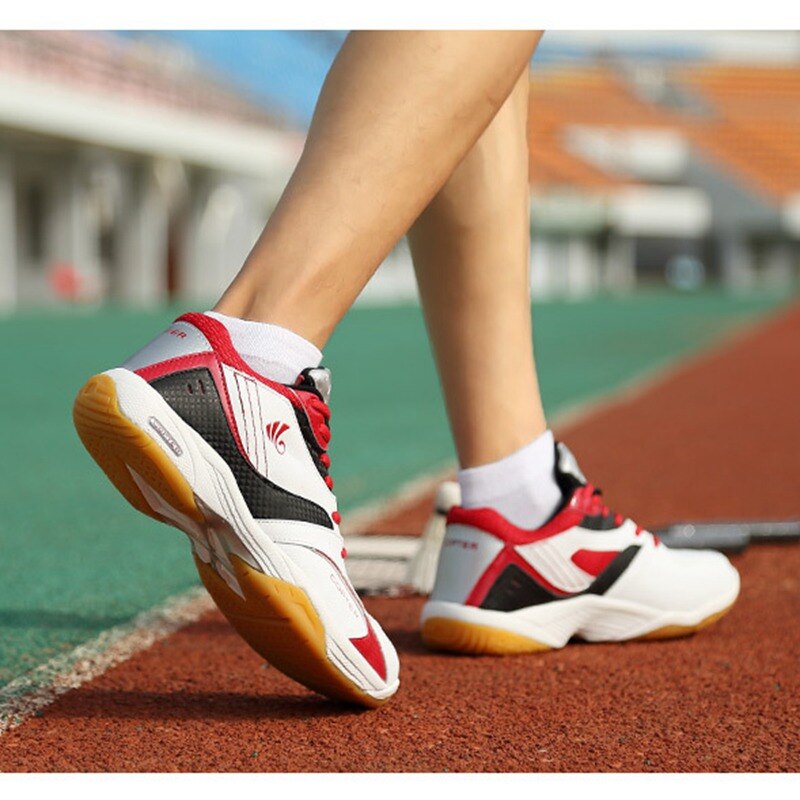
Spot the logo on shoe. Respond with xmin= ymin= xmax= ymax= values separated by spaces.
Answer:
xmin=445 ymin=539 xmax=478 ymax=551
xmin=148 ymin=416 xmax=183 ymax=457
xmin=265 ymin=421 xmax=290 ymax=454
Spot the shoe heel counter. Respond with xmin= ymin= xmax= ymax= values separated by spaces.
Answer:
xmin=429 ymin=523 xmax=504 ymax=605
xmin=121 ymin=320 xmax=212 ymax=373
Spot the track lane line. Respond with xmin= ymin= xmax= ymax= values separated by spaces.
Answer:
xmin=0 ymin=588 xmax=214 ymax=734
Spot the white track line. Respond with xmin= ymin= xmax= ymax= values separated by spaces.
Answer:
xmin=0 ymin=588 xmax=214 ymax=735
xmin=0 ymin=308 xmax=773 ymax=735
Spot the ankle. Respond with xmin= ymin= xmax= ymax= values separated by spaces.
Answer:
xmin=205 ymin=311 xmax=322 ymax=384
xmin=457 ymin=429 xmax=562 ymax=529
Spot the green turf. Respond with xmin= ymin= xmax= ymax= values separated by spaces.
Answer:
xmin=0 ymin=289 xmax=790 ymax=684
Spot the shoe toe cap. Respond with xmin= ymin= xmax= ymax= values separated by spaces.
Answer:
xmin=610 ymin=544 xmax=740 ymax=614
xmin=673 ymin=547 xmax=740 ymax=607
xmin=371 ymin=614 xmax=400 ymax=687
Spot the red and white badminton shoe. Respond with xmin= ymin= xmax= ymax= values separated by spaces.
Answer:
xmin=421 ymin=443 xmax=739 ymax=654
xmin=73 ymin=312 xmax=399 ymax=706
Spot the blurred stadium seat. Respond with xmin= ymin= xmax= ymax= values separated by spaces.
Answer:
xmin=0 ymin=30 xmax=798 ymax=313
xmin=528 ymin=62 xmax=800 ymax=295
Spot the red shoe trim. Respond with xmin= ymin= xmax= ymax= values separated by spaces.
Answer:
xmin=175 ymin=312 xmax=302 ymax=407
xmin=570 ymin=549 xmax=620 ymax=577
xmin=447 ymin=499 xmax=584 ymax=546
xmin=350 ymin=619 xmax=387 ymax=681
xmin=308 ymin=546 xmax=388 ymax=682
xmin=177 ymin=313 xmax=332 ymax=453
xmin=465 ymin=546 xmax=569 ymax=606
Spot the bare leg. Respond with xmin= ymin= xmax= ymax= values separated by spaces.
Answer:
xmin=215 ymin=31 xmax=541 ymax=347
xmin=408 ymin=69 xmax=546 ymax=468
xmin=415 ymin=75 xmax=741 ymax=648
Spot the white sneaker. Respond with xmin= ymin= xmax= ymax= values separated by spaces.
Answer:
xmin=421 ymin=443 xmax=739 ymax=654
xmin=73 ymin=312 xmax=399 ymax=706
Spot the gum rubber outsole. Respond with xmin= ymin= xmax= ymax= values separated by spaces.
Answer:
xmin=193 ymin=554 xmax=384 ymax=707
xmin=421 ymin=603 xmax=734 ymax=655
xmin=72 ymin=374 xmax=202 ymax=527
xmin=421 ymin=618 xmax=552 ymax=655
xmin=73 ymin=373 xmax=386 ymax=709
xmin=634 ymin=604 xmax=734 ymax=641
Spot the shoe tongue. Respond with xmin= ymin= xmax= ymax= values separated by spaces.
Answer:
xmin=554 ymin=442 xmax=588 ymax=493
xmin=296 ymin=367 xmax=332 ymax=404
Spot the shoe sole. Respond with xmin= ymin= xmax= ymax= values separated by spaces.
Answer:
xmin=73 ymin=372 xmax=390 ymax=708
xmin=421 ymin=617 xmax=553 ymax=655
xmin=420 ymin=598 xmax=736 ymax=656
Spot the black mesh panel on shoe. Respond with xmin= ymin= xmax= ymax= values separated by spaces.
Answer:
xmin=150 ymin=368 xmax=333 ymax=529
xmin=479 ymin=545 xmax=641 ymax=611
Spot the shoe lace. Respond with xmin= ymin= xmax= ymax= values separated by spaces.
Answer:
xmin=584 ymin=483 xmax=624 ymax=527
xmin=302 ymin=392 xmax=342 ymax=526
xmin=582 ymin=483 xmax=653 ymax=541
xmin=304 ymin=394 xmax=333 ymax=484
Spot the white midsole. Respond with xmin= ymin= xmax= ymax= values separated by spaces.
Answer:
xmin=106 ymin=367 xmax=397 ymax=699
xmin=421 ymin=584 xmax=739 ymax=649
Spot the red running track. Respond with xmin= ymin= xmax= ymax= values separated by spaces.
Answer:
xmin=1 ymin=303 xmax=799 ymax=772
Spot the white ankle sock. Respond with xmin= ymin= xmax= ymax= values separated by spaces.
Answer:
xmin=205 ymin=311 xmax=322 ymax=384
xmin=458 ymin=429 xmax=563 ymax=529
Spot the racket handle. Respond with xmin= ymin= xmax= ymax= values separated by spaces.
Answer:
xmin=657 ymin=519 xmax=800 ymax=551
xmin=656 ymin=523 xmax=751 ymax=552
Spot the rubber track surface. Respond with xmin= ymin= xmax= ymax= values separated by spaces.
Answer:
xmin=1 ymin=304 xmax=798 ymax=772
